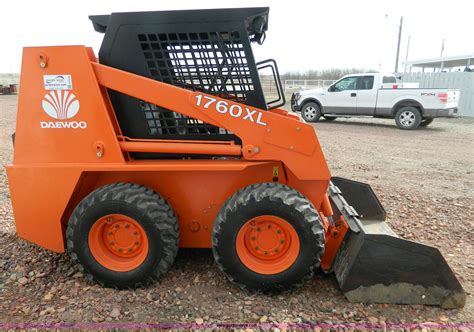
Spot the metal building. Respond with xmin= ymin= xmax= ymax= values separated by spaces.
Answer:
xmin=0 ymin=73 xmax=19 ymax=86
xmin=401 ymin=55 xmax=474 ymax=117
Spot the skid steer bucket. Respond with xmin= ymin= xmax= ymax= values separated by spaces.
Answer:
xmin=328 ymin=177 xmax=466 ymax=308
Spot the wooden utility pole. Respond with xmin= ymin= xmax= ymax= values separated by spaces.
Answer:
xmin=404 ymin=35 xmax=411 ymax=73
xmin=394 ymin=16 xmax=403 ymax=73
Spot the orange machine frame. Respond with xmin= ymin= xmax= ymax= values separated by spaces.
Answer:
xmin=6 ymin=46 xmax=347 ymax=270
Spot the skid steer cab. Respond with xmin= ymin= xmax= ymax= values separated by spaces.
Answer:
xmin=7 ymin=8 xmax=465 ymax=308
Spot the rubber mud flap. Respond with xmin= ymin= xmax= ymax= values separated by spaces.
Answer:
xmin=329 ymin=177 xmax=466 ymax=308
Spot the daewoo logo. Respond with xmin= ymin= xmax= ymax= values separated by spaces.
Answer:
xmin=40 ymin=90 xmax=87 ymax=129
xmin=42 ymin=90 xmax=79 ymax=119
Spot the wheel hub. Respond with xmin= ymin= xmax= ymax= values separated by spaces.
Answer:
xmin=88 ymin=214 xmax=149 ymax=272
xmin=103 ymin=217 xmax=144 ymax=257
xmin=245 ymin=219 xmax=290 ymax=260
xmin=399 ymin=111 xmax=415 ymax=126
xmin=304 ymin=106 xmax=316 ymax=119
xmin=236 ymin=215 xmax=300 ymax=275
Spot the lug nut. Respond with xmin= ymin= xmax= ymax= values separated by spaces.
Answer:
xmin=280 ymin=240 xmax=284 ymax=244
xmin=267 ymin=225 xmax=272 ymax=229
xmin=128 ymin=248 xmax=132 ymax=252
xmin=118 ymin=248 xmax=123 ymax=252
xmin=251 ymin=236 xmax=256 ymax=241
xmin=256 ymin=228 xmax=261 ymax=232
xmin=115 ymin=224 xmax=120 ymax=229
xmin=276 ymin=230 xmax=282 ymax=234
xmin=255 ymin=246 xmax=259 ymax=250
xmin=133 ymin=231 xmax=138 ymax=235
xmin=125 ymin=224 xmax=130 ymax=229
xmin=264 ymin=251 xmax=268 ymax=255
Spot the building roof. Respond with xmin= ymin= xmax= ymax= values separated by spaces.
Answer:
xmin=0 ymin=73 xmax=20 ymax=85
xmin=403 ymin=54 xmax=474 ymax=68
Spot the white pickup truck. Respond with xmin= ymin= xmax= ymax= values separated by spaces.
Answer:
xmin=291 ymin=73 xmax=460 ymax=129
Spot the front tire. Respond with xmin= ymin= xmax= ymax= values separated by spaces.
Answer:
xmin=395 ymin=106 xmax=422 ymax=130
xmin=212 ymin=183 xmax=325 ymax=293
xmin=301 ymin=102 xmax=322 ymax=122
xmin=67 ymin=183 xmax=179 ymax=288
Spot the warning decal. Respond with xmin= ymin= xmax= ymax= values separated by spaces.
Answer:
xmin=272 ymin=166 xmax=279 ymax=177
xmin=43 ymin=75 xmax=73 ymax=90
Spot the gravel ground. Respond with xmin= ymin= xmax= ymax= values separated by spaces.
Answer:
xmin=0 ymin=94 xmax=473 ymax=326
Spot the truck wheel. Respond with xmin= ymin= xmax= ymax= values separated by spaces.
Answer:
xmin=301 ymin=102 xmax=321 ymax=122
xmin=395 ymin=106 xmax=422 ymax=130
xmin=324 ymin=116 xmax=337 ymax=121
xmin=420 ymin=118 xmax=434 ymax=127
xmin=212 ymin=183 xmax=325 ymax=293
xmin=67 ymin=183 xmax=179 ymax=289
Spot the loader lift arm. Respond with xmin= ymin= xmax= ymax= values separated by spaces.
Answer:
xmin=92 ymin=62 xmax=330 ymax=181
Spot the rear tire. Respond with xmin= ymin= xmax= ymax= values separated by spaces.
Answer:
xmin=420 ymin=118 xmax=434 ymax=127
xmin=212 ymin=183 xmax=325 ymax=293
xmin=395 ymin=106 xmax=422 ymax=130
xmin=67 ymin=183 xmax=179 ymax=289
xmin=301 ymin=102 xmax=322 ymax=122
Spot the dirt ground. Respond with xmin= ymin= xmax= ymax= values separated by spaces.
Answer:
xmin=0 ymin=94 xmax=473 ymax=326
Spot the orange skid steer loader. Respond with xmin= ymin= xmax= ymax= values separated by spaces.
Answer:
xmin=7 ymin=8 xmax=465 ymax=308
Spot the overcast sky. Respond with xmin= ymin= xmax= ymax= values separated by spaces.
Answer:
xmin=1 ymin=0 xmax=473 ymax=73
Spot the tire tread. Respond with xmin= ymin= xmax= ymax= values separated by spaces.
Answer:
xmin=66 ymin=182 xmax=179 ymax=289
xmin=212 ymin=183 xmax=325 ymax=293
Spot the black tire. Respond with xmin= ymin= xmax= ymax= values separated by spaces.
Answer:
xmin=66 ymin=183 xmax=179 ymax=288
xmin=212 ymin=183 xmax=325 ymax=293
xmin=394 ymin=106 xmax=422 ymax=130
xmin=323 ymin=116 xmax=337 ymax=121
xmin=420 ymin=118 xmax=434 ymax=127
xmin=301 ymin=102 xmax=322 ymax=122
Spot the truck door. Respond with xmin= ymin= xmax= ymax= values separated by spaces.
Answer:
xmin=356 ymin=75 xmax=377 ymax=115
xmin=325 ymin=76 xmax=358 ymax=114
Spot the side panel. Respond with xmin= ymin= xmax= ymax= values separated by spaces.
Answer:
xmin=324 ymin=76 xmax=358 ymax=114
xmin=355 ymin=75 xmax=377 ymax=115
xmin=8 ymin=161 xmax=329 ymax=251
xmin=324 ymin=90 xmax=357 ymax=114
xmin=6 ymin=166 xmax=83 ymax=252
xmin=93 ymin=164 xmax=288 ymax=248
xmin=375 ymin=92 xmax=423 ymax=117
xmin=14 ymin=46 xmax=124 ymax=164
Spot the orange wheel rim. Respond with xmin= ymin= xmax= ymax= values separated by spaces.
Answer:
xmin=236 ymin=215 xmax=300 ymax=275
xmin=88 ymin=214 xmax=149 ymax=272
